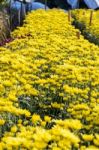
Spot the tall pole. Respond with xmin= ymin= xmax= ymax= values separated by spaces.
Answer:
xmin=45 ymin=0 xmax=47 ymax=10
xmin=9 ymin=0 xmax=12 ymax=30
xmin=89 ymin=10 xmax=93 ymax=26
xmin=78 ymin=0 xmax=80 ymax=8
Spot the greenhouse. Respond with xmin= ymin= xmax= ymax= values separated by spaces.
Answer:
xmin=0 ymin=0 xmax=99 ymax=150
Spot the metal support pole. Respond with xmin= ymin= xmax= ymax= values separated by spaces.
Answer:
xmin=78 ymin=0 xmax=80 ymax=8
xmin=45 ymin=0 xmax=47 ymax=10
xmin=9 ymin=0 xmax=12 ymax=30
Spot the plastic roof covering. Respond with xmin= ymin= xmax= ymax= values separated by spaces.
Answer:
xmin=67 ymin=0 xmax=99 ymax=9
xmin=11 ymin=1 xmax=48 ymax=10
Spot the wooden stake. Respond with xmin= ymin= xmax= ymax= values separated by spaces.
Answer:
xmin=68 ymin=11 xmax=71 ymax=22
xmin=89 ymin=11 xmax=93 ymax=26
xmin=76 ymin=31 xmax=80 ymax=39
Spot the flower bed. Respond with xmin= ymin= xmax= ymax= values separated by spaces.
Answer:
xmin=0 ymin=9 xmax=99 ymax=149
xmin=72 ymin=9 xmax=99 ymax=45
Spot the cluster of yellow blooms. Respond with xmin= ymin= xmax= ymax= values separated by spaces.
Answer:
xmin=72 ymin=9 xmax=99 ymax=45
xmin=0 ymin=118 xmax=82 ymax=150
xmin=0 ymin=9 xmax=99 ymax=149
xmin=0 ymin=115 xmax=99 ymax=150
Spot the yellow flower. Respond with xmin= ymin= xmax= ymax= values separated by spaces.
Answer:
xmin=52 ymin=147 xmax=61 ymax=150
xmin=32 ymin=114 xmax=41 ymax=123
xmin=0 ymin=119 xmax=5 ymax=126
xmin=18 ymin=119 xmax=22 ymax=124
xmin=11 ymin=126 xmax=17 ymax=133
xmin=44 ymin=116 xmax=51 ymax=122
xmin=3 ymin=80 xmax=13 ymax=87
xmin=41 ymin=121 xmax=46 ymax=127
xmin=82 ymin=134 xmax=94 ymax=141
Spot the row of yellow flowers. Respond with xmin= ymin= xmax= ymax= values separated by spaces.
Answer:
xmin=0 ymin=9 xmax=99 ymax=149
xmin=0 ymin=115 xmax=99 ymax=150
xmin=1 ymin=117 xmax=99 ymax=150
xmin=72 ymin=9 xmax=99 ymax=45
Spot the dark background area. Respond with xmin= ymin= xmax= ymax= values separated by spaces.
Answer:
xmin=35 ymin=0 xmax=88 ymax=9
